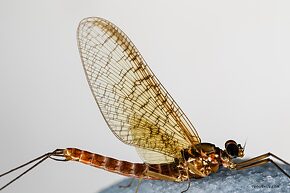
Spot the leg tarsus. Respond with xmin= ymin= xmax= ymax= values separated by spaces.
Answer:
xmin=267 ymin=152 xmax=290 ymax=165
xmin=135 ymin=178 xmax=143 ymax=193
xmin=236 ymin=157 xmax=290 ymax=179
xmin=237 ymin=152 xmax=289 ymax=167
xmin=267 ymin=159 xmax=290 ymax=178
xmin=181 ymin=179 xmax=191 ymax=193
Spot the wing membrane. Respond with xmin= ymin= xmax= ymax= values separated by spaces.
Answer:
xmin=136 ymin=148 xmax=174 ymax=164
xmin=77 ymin=17 xmax=201 ymax=163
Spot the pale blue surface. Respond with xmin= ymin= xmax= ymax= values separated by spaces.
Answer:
xmin=99 ymin=164 xmax=290 ymax=193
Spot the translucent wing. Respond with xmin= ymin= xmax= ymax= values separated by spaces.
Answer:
xmin=136 ymin=148 xmax=175 ymax=164
xmin=77 ymin=17 xmax=201 ymax=163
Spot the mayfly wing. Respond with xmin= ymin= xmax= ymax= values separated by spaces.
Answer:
xmin=136 ymin=148 xmax=176 ymax=164
xmin=77 ymin=17 xmax=201 ymax=163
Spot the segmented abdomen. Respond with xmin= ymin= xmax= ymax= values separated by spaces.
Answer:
xmin=64 ymin=148 xmax=150 ymax=178
xmin=64 ymin=148 xmax=182 ymax=180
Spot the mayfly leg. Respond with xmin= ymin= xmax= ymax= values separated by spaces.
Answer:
xmin=235 ymin=152 xmax=290 ymax=178
xmin=0 ymin=149 xmax=66 ymax=191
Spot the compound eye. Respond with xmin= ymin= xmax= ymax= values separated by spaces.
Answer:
xmin=225 ymin=140 xmax=238 ymax=158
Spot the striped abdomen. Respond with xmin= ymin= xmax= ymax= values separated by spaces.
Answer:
xmin=64 ymin=148 xmax=182 ymax=180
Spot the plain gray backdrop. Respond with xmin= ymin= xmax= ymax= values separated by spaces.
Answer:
xmin=0 ymin=1 xmax=290 ymax=193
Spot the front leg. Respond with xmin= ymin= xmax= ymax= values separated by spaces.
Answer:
xmin=234 ymin=152 xmax=290 ymax=178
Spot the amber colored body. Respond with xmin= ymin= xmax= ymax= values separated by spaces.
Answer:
xmin=64 ymin=143 xmax=228 ymax=182
xmin=1 ymin=17 xmax=289 ymax=192
xmin=64 ymin=148 xmax=179 ymax=180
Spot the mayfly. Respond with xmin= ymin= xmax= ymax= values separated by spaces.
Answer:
xmin=1 ymin=17 xmax=289 ymax=192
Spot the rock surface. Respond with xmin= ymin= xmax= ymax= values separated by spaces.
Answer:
xmin=99 ymin=164 xmax=289 ymax=193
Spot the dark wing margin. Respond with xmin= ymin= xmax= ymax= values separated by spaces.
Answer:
xmin=77 ymin=17 xmax=201 ymax=163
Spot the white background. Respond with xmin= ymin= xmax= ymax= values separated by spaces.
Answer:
xmin=0 ymin=1 xmax=290 ymax=193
